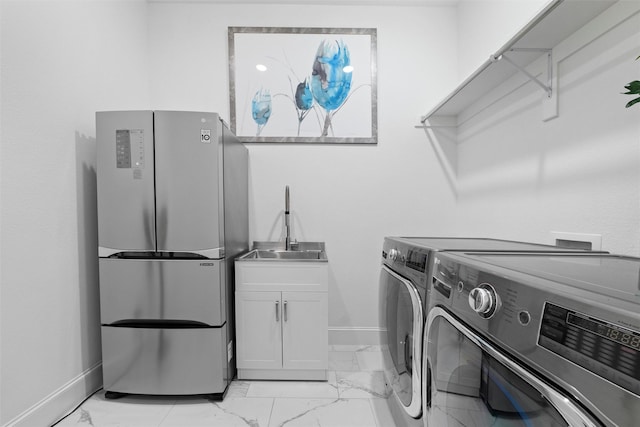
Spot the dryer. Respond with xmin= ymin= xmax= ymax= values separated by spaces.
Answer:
xmin=424 ymin=251 xmax=640 ymax=427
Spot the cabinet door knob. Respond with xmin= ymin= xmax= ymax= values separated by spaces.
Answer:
xmin=275 ymin=301 xmax=280 ymax=322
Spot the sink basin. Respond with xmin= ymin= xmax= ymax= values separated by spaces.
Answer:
xmin=245 ymin=250 xmax=325 ymax=260
xmin=237 ymin=242 xmax=327 ymax=262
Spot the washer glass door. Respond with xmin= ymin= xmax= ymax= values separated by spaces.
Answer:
xmin=380 ymin=265 xmax=423 ymax=417
xmin=423 ymin=307 xmax=600 ymax=427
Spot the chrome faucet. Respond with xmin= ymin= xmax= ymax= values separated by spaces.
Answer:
xmin=285 ymin=186 xmax=291 ymax=250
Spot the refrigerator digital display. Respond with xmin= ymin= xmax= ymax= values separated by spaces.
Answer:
xmin=116 ymin=129 xmax=145 ymax=169
xmin=130 ymin=130 xmax=145 ymax=168
xmin=116 ymin=130 xmax=132 ymax=168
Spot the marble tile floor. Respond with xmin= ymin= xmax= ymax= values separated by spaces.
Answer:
xmin=54 ymin=345 xmax=397 ymax=427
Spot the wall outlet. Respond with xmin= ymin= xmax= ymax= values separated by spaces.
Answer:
xmin=550 ymin=231 xmax=602 ymax=251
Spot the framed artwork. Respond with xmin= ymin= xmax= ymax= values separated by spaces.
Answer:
xmin=228 ymin=27 xmax=377 ymax=144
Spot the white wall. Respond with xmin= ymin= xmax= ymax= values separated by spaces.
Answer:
xmin=1 ymin=1 xmax=459 ymax=424
xmin=456 ymin=0 xmax=549 ymax=81
xmin=454 ymin=2 xmax=640 ymax=255
xmin=0 ymin=1 xmax=150 ymax=425
xmin=146 ymin=2 xmax=460 ymax=342
xmin=4 ymin=1 xmax=637 ymax=425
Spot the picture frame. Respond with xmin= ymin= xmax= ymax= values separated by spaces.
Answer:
xmin=228 ymin=27 xmax=377 ymax=144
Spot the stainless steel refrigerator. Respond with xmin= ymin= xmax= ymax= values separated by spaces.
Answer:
xmin=96 ymin=111 xmax=248 ymax=399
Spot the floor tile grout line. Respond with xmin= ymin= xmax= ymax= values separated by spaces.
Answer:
xmin=266 ymin=397 xmax=276 ymax=427
xmin=155 ymin=399 xmax=176 ymax=427
xmin=366 ymin=398 xmax=380 ymax=427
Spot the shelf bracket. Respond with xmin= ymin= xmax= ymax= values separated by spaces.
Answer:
xmin=418 ymin=115 xmax=457 ymax=128
xmin=491 ymin=48 xmax=553 ymax=98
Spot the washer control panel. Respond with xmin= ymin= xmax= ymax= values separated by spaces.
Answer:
xmin=539 ymin=302 xmax=640 ymax=396
xmin=468 ymin=284 xmax=501 ymax=318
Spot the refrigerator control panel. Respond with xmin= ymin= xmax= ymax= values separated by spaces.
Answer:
xmin=116 ymin=129 xmax=145 ymax=169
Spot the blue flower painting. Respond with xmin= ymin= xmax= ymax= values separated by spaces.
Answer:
xmin=311 ymin=40 xmax=352 ymax=111
xmin=310 ymin=40 xmax=353 ymax=137
xmin=295 ymin=78 xmax=313 ymax=110
xmin=233 ymin=27 xmax=376 ymax=143
xmin=293 ymin=78 xmax=313 ymax=135
xmin=252 ymin=88 xmax=272 ymax=136
xmin=250 ymin=39 xmax=354 ymax=137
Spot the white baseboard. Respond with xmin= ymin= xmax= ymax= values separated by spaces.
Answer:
xmin=328 ymin=327 xmax=385 ymax=346
xmin=3 ymin=363 xmax=102 ymax=427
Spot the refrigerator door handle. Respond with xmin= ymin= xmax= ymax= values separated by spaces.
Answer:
xmin=156 ymin=204 xmax=167 ymax=250
xmin=107 ymin=319 xmax=215 ymax=328
xmin=99 ymin=249 xmax=159 ymax=258
xmin=99 ymin=247 xmax=126 ymax=258
xmin=143 ymin=205 xmax=156 ymax=250
xmin=156 ymin=247 xmax=225 ymax=259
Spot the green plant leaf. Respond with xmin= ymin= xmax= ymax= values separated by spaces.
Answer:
xmin=626 ymin=97 xmax=640 ymax=108
xmin=624 ymin=80 xmax=640 ymax=94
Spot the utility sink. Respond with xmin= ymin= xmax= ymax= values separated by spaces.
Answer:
xmin=245 ymin=250 xmax=325 ymax=260
xmin=237 ymin=242 xmax=327 ymax=262
xmin=235 ymin=240 xmax=329 ymax=381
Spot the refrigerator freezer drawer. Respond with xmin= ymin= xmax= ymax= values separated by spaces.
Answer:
xmin=99 ymin=258 xmax=226 ymax=326
xmin=101 ymin=325 xmax=229 ymax=395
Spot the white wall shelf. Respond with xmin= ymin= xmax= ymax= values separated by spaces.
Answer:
xmin=419 ymin=0 xmax=617 ymax=127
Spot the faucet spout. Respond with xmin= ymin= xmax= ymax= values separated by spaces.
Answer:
xmin=285 ymin=185 xmax=290 ymax=213
xmin=285 ymin=186 xmax=291 ymax=250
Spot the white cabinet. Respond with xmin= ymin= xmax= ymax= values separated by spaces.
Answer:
xmin=235 ymin=260 xmax=328 ymax=380
xmin=235 ymin=291 xmax=282 ymax=371
xmin=281 ymin=291 xmax=328 ymax=371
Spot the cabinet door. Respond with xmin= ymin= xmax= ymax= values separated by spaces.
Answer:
xmin=235 ymin=291 xmax=282 ymax=369
xmin=282 ymin=291 xmax=328 ymax=370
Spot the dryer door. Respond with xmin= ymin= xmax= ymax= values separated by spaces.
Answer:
xmin=380 ymin=266 xmax=423 ymax=418
xmin=423 ymin=307 xmax=601 ymax=427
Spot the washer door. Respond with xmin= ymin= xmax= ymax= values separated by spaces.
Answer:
xmin=380 ymin=265 xmax=423 ymax=418
xmin=423 ymin=307 xmax=601 ymax=427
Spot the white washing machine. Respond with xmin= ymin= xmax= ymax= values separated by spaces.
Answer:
xmin=424 ymin=251 xmax=640 ymax=427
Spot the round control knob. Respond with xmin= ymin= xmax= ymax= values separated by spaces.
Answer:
xmin=388 ymin=248 xmax=400 ymax=261
xmin=468 ymin=284 xmax=500 ymax=318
